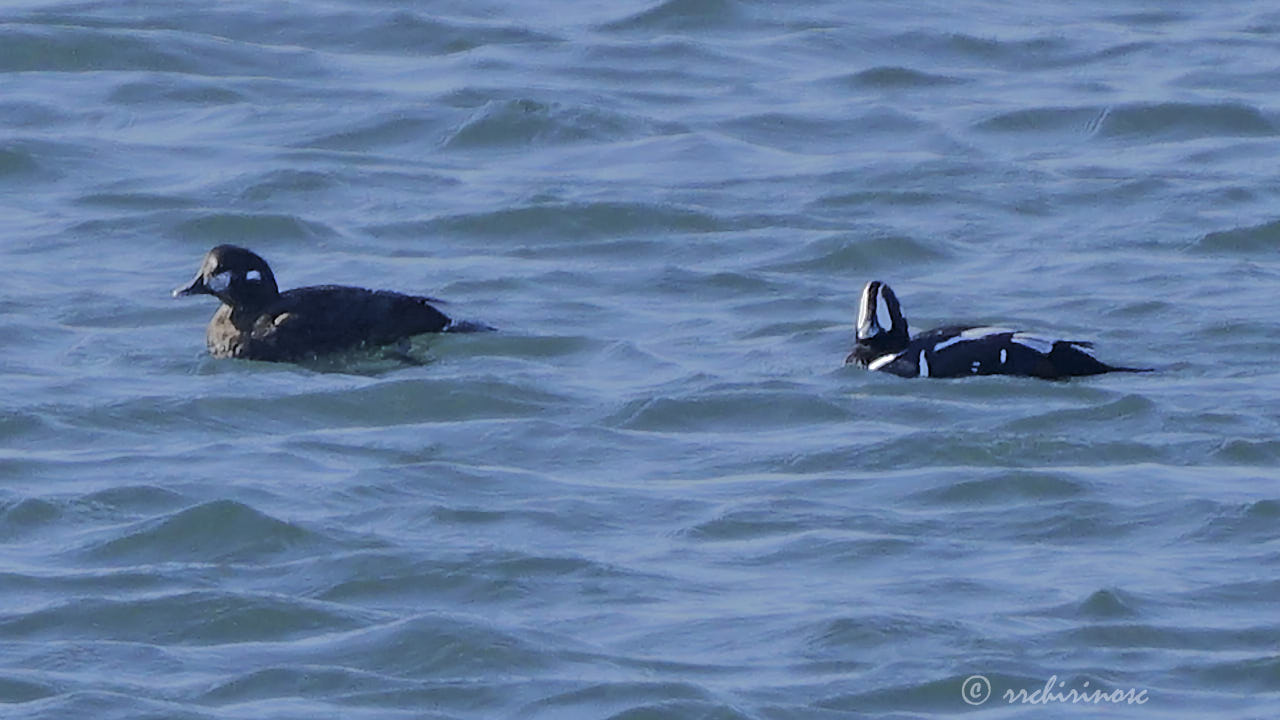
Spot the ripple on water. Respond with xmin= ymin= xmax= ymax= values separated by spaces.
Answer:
xmin=717 ymin=107 xmax=939 ymax=155
xmin=819 ymin=431 xmax=1168 ymax=473
xmin=0 ymin=497 xmax=62 ymax=541
xmin=994 ymin=393 xmax=1159 ymax=433
xmin=199 ymin=665 xmax=401 ymax=706
xmin=608 ymin=390 xmax=852 ymax=433
xmin=520 ymin=680 xmax=716 ymax=719
xmin=0 ymin=675 xmax=57 ymax=703
xmin=1096 ymin=101 xmax=1276 ymax=142
xmin=296 ymin=9 xmax=561 ymax=56
xmin=317 ymin=547 xmax=649 ymax=608
xmin=313 ymin=614 xmax=575 ymax=679
xmin=0 ymin=22 xmax=324 ymax=77
xmin=77 ymin=499 xmax=346 ymax=565
xmin=909 ymin=470 xmax=1090 ymax=506
xmin=600 ymin=0 xmax=748 ymax=33
xmin=817 ymin=674 xmax=986 ymax=714
xmin=838 ymin=66 xmax=966 ymax=89
xmin=1195 ymin=219 xmax=1280 ymax=254
xmin=0 ymin=591 xmax=377 ymax=645
xmin=806 ymin=613 xmax=973 ymax=658
xmin=885 ymin=30 xmax=1073 ymax=69
xmin=974 ymin=105 xmax=1105 ymax=137
xmin=441 ymin=99 xmax=682 ymax=151
xmin=0 ymin=145 xmax=43 ymax=179
xmin=175 ymin=212 xmax=338 ymax=244
xmin=974 ymin=101 xmax=1276 ymax=147
xmin=1183 ymin=499 xmax=1280 ymax=543
xmin=760 ymin=232 xmax=950 ymax=275
xmin=74 ymin=191 xmax=202 ymax=210
xmin=374 ymin=201 xmax=732 ymax=243
xmin=107 ymin=77 xmax=247 ymax=106
xmin=299 ymin=110 xmax=457 ymax=152
xmin=1062 ymin=587 xmax=1145 ymax=620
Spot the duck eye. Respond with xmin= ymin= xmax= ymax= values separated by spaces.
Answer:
xmin=206 ymin=270 xmax=232 ymax=293
xmin=246 ymin=269 xmax=261 ymax=282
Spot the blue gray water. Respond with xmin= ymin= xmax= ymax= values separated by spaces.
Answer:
xmin=3 ymin=1 xmax=1279 ymax=718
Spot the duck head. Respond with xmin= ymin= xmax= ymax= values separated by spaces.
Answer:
xmin=847 ymin=280 xmax=909 ymax=366
xmin=173 ymin=245 xmax=280 ymax=311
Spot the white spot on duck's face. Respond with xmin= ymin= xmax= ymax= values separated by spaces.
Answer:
xmin=245 ymin=269 xmax=261 ymax=282
xmin=1011 ymin=333 xmax=1055 ymax=355
xmin=206 ymin=270 xmax=231 ymax=293
xmin=868 ymin=352 xmax=899 ymax=371
xmin=918 ymin=349 xmax=930 ymax=377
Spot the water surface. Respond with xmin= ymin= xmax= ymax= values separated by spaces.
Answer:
xmin=3 ymin=1 xmax=1280 ymax=718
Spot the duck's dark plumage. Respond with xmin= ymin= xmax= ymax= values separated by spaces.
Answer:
xmin=174 ymin=245 xmax=468 ymax=362
xmin=846 ymin=281 xmax=1150 ymax=380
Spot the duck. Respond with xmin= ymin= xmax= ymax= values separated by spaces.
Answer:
xmin=846 ymin=281 xmax=1150 ymax=379
xmin=173 ymin=245 xmax=485 ymax=362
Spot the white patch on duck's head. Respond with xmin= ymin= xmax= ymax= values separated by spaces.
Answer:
xmin=245 ymin=269 xmax=262 ymax=282
xmin=205 ymin=270 xmax=232 ymax=294
xmin=857 ymin=281 xmax=898 ymax=341
xmin=856 ymin=281 xmax=879 ymax=339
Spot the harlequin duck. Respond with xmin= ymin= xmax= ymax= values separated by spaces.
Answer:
xmin=846 ymin=281 xmax=1150 ymax=379
xmin=174 ymin=245 xmax=486 ymax=362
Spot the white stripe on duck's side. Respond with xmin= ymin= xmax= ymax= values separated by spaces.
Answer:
xmin=1010 ymin=333 xmax=1055 ymax=354
xmin=963 ymin=326 xmax=1014 ymax=339
xmin=918 ymin=349 xmax=929 ymax=377
xmin=932 ymin=326 xmax=1016 ymax=353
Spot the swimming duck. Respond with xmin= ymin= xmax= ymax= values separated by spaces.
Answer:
xmin=846 ymin=281 xmax=1149 ymax=379
xmin=174 ymin=245 xmax=480 ymax=362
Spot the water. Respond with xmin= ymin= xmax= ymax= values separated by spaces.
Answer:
xmin=3 ymin=1 xmax=1279 ymax=718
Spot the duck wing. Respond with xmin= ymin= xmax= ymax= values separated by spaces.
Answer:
xmin=250 ymin=285 xmax=451 ymax=360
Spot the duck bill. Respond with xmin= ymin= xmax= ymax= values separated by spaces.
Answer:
xmin=172 ymin=274 xmax=209 ymax=298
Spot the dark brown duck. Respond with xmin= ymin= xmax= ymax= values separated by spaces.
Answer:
xmin=174 ymin=245 xmax=482 ymax=362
